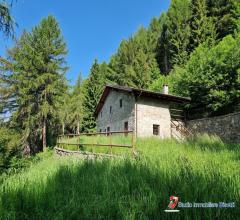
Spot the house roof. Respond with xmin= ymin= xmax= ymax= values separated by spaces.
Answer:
xmin=94 ymin=84 xmax=191 ymax=117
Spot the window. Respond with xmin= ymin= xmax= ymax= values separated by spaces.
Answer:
xmin=107 ymin=127 xmax=110 ymax=136
xmin=124 ymin=121 xmax=128 ymax=136
xmin=153 ymin=124 xmax=160 ymax=136
xmin=120 ymin=99 xmax=122 ymax=108
xmin=100 ymin=129 xmax=102 ymax=133
xmin=124 ymin=121 xmax=128 ymax=131
xmin=110 ymin=106 xmax=112 ymax=114
xmin=100 ymin=111 xmax=102 ymax=118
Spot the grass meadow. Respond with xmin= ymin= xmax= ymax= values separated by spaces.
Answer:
xmin=0 ymin=135 xmax=239 ymax=219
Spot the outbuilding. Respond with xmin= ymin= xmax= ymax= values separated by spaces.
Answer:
xmin=94 ymin=85 xmax=191 ymax=138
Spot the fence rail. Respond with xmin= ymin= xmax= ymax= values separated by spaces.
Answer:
xmin=58 ymin=130 xmax=134 ymax=137
xmin=57 ymin=130 xmax=136 ymax=155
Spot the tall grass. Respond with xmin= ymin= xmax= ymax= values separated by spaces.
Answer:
xmin=0 ymin=136 xmax=239 ymax=219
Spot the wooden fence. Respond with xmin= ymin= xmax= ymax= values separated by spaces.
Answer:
xmin=56 ymin=130 xmax=136 ymax=155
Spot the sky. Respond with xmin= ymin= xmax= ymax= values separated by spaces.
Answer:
xmin=0 ymin=0 xmax=171 ymax=84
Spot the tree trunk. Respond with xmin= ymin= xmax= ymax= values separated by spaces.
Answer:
xmin=164 ymin=51 xmax=169 ymax=74
xmin=42 ymin=91 xmax=47 ymax=150
xmin=77 ymin=121 xmax=80 ymax=135
xmin=42 ymin=117 xmax=47 ymax=150
xmin=62 ymin=122 xmax=65 ymax=135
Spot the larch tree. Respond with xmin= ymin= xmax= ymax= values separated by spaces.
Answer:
xmin=4 ymin=15 xmax=68 ymax=152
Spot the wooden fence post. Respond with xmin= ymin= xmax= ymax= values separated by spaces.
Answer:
xmin=131 ymin=131 xmax=134 ymax=156
xmin=110 ymin=132 xmax=112 ymax=155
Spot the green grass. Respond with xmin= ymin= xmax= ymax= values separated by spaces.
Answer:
xmin=0 ymin=136 xmax=239 ymax=219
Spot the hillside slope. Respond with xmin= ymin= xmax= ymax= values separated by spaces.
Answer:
xmin=0 ymin=137 xmax=239 ymax=219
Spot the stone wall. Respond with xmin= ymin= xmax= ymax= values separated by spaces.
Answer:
xmin=55 ymin=147 xmax=117 ymax=159
xmin=187 ymin=112 xmax=240 ymax=142
xmin=96 ymin=90 xmax=135 ymax=132
xmin=136 ymin=97 xmax=171 ymax=138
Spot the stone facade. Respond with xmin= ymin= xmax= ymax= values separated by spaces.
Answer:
xmin=96 ymin=90 xmax=135 ymax=132
xmin=187 ymin=112 xmax=240 ymax=143
xmin=136 ymin=97 xmax=171 ymax=138
xmin=96 ymin=90 xmax=172 ymax=138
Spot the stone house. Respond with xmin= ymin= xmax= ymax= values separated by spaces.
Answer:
xmin=94 ymin=85 xmax=191 ymax=138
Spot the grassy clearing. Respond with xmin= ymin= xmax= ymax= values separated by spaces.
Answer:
xmin=0 ymin=136 xmax=239 ymax=219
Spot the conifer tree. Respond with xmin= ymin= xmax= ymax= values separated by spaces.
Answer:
xmin=69 ymin=74 xmax=84 ymax=134
xmin=109 ymin=27 xmax=160 ymax=88
xmin=167 ymin=0 xmax=192 ymax=66
xmin=3 ymin=15 xmax=67 ymax=152
xmin=206 ymin=0 xmax=239 ymax=39
xmin=58 ymin=92 xmax=71 ymax=135
xmin=156 ymin=13 xmax=171 ymax=74
xmin=82 ymin=60 xmax=105 ymax=131
xmin=190 ymin=0 xmax=217 ymax=49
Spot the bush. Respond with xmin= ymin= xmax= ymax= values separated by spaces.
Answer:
xmin=0 ymin=127 xmax=22 ymax=172
xmin=177 ymin=33 xmax=240 ymax=114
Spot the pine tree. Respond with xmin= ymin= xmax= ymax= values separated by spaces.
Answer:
xmin=4 ymin=15 xmax=67 ymax=152
xmin=82 ymin=60 xmax=105 ymax=131
xmin=206 ymin=0 xmax=239 ymax=39
xmin=167 ymin=0 xmax=192 ymax=67
xmin=156 ymin=13 xmax=171 ymax=74
xmin=109 ymin=26 xmax=160 ymax=88
xmin=233 ymin=0 xmax=240 ymax=31
xmin=190 ymin=0 xmax=217 ymax=49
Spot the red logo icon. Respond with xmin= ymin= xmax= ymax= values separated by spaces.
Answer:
xmin=164 ymin=196 xmax=180 ymax=212
xmin=168 ymin=196 xmax=179 ymax=209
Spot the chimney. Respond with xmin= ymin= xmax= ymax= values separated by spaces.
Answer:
xmin=162 ymin=84 xmax=169 ymax=94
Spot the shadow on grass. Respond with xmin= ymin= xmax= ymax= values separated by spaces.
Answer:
xmin=186 ymin=133 xmax=240 ymax=152
xmin=0 ymin=158 xmax=238 ymax=220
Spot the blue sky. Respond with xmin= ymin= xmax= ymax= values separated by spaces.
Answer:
xmin=0 ymin=0 xmax=170 ymax=84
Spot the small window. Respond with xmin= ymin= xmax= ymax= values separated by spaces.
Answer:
xmin=107 ymin=127 xmax=110 ymax=135
xmin=110 ymin=106 xmax=112 ymax=114
xmin=100 ymin=111 xmax=102 ymax=117
xmin=153 ymin=124 xmax=160 ymax=136
xmin=100 ymin=129 xmax=102 ymax=133
xmin=124 ymin=121 xmax=128 ymax=131
xmin=120 ymin=99 xmax=122 ymax=108
xmin=124 ymin=121 xmax=128 ymax=136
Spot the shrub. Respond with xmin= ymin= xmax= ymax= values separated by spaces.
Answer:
xmin=0 ymin=127 xmax=22 ymax=172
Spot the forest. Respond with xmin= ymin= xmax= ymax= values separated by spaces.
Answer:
xmin=0 ymin=0 xmax=239 ymax=172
